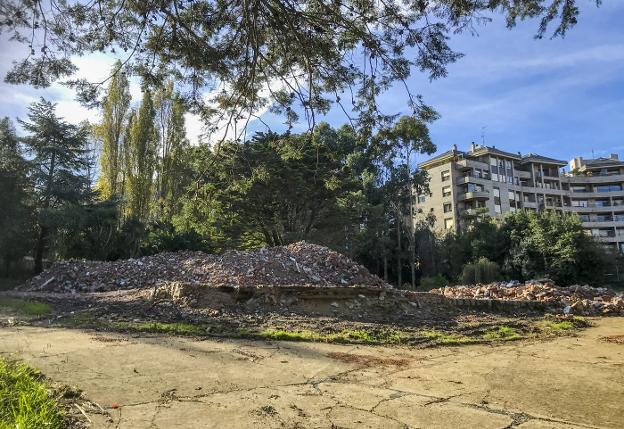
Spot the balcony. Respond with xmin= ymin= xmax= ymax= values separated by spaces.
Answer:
xmin=456 ymin=175 xmax=490 ymax=185
xmin=458 ymin=191 xmax=489 ymax=201
xmin=566 ymin=174 xmax=624 ymax=184
xmin=455 ymin=158 xmax=489 ymax=171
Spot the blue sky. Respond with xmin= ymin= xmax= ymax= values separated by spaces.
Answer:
xmin=1 ymin=1 xmax=623 ymax=165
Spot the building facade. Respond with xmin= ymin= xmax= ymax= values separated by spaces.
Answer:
xmin=416 ymin=143 xmax=624 ymax=252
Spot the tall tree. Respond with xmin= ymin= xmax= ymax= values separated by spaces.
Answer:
xmin=2 ymin=1 xmax=597 ymax=134
xmin=19 ymin=99 xmax=90 ymax=272
xmin=125 ymin=90 xmax=158 ymax=223
xmin=374 ymin=116 xmax=436 ymax=288
xmin=154 ymin=82 xmax=190 ymax=220
xmin=0 ymin=117 xmax=33 ymax=276
xmin=94 ymin=61 xmax=131 ymax=199
xmin=175 ymin=124 xmax=366 ymax=250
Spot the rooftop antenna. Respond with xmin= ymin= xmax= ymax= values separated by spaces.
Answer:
xmin=481 ymin=126 xmax=487 ymax=146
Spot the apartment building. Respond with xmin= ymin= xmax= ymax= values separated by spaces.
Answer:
xmin=416 ymin=143 xmax=624 ymax=252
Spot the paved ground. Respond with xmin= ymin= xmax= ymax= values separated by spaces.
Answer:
xmin=1 ymin=318 xmax=623 ymax=429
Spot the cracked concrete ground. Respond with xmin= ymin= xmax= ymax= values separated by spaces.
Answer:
xmin=1 ymin=318 xmax=623 ymax=428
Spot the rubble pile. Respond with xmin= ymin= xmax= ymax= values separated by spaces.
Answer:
xmin=23 ymin=242 xmax=389 ymax=293
xmin=432 ymin=281 xmax=624 ymax=316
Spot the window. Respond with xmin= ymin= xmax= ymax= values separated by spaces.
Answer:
xmin=441 ymin=170 xmax=451 ymax=182
xmin=579 ymin=214 xmax=590 ymax=222
xmin=444 ymin=218 xmax=454 ymax=230
xmin=508 ymin=191 xmax=515 ymax=200
xmin=597 ymin=184 xmax=622 ymax=193
xmin=572 ymin=200 xmax=588 ymax=208
xmin=571 ymin=186 xmax=588 ymax=193
xmin=443 ymin=203 xmax=452 ymax=213
xmin=442 ymin=186 xmax=451 ymax=197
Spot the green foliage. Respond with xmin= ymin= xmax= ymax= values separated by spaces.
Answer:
xmin=0 ymin=298 xmax=52 ymax=317
xmin=125 ymin=90 xmax=158 ymax=223
xmin=482 ymin=326 xmax=522 ymax=341
xmin=419 ymin=274 xmax=448 ymax=290
xmin=2 ymin=0 xmax=592 ymax=132
xmin=140 ymin=222 xmax=211 ymax=255
xmin=19 ymin=99 xmax=92 ymax=272
xmin=259 ymin=328 xmax=405 ymax=344
xmin=0 ymin=358 xmax=64 ymax=429
xmin=94 ymin=61 xmax=131 ymax=199
xmin=461 ymin=257 xmax=501 ymax=285
xmin=154 ymin=82 xmax=190 ymax=221
xmin=502 ymin=210 xmax=608 ymax=285
xmin=175 ymin=124 xmax=368 ymax=252
xmin=0 ymin=117 xmax=34 ymax=276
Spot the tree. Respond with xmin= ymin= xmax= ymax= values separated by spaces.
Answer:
xmin=125 ymin=89 xmax=158 ymax=223
xmin=1 ymin=1 xmax=597 ymax=133
xmin=502 ymin=210 xmax=607 ymax=285
xmin=154 ymin=82 xmax=190 ymax=220
xmin=19 ymin=99 xmax=90 ymax=272
xmin=0 ymin=117 xmax=34 ymax=276
xmin=373 ymin=116 xmax=436 ymax=288
xmin=94 ymin=61 xmax=131 ymax=199
xmin=175 ymin=123 xmax=367 ymax=251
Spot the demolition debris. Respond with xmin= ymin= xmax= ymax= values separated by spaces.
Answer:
xmin=22 ymin=242 xmax=389 ymax=293
xmin=432 ymin=281 xmax=624 ymax=316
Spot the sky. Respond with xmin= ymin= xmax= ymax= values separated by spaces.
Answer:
xmin=1 ymin=1 xmax=623 ymax=166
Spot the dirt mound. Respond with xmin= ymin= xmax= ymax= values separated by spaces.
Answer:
xmin=22 ymin=242 xmax=390 ymax=293
xmin=432 ymin=281 xmax=624 ymax=316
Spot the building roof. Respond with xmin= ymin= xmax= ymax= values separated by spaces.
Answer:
xmin=581 ymin=157 xmax=624 ymax=168
xmin=469 ymin=146 xmax=521 ymax=160
xmin=521 ymin=153 xmax=567 ymax=166
xmin=418 ymin=149 xmax=465 ymax=169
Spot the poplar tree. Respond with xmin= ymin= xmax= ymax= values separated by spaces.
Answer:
xmin=94 ymin=61 xmax=131 ymax=199
xmin=154 ymin=82 xmax=189 ymax=220
xmin=125 ymin=90 xmax=158 ymax=223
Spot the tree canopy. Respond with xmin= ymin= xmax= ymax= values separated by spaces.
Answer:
xmin=0 ymin=0 xmax=600 ymax=133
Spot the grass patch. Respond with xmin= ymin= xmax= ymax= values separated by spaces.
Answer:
xmin=482 ymin=326 xmax=523 ymax=341
xmin=259 ymin=328 xmax=405 ymax=344
xmin=0 ymin=298 xmax=52 ymax=317
xmin=538 ymin=320 xmax=575 ymax=331
xmin=111 ymin=321 xmax=207 ymax=336
xmin=419 ymin=329 xmax=479 ymax=345
xmin=538 ymin=314 xmax=588 ymax=332
xmin=0 ymin=358 xmax=64 ymax=429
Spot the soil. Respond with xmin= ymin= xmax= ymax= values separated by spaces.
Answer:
xmin=1 ymin=318 xmax=622 ymax=428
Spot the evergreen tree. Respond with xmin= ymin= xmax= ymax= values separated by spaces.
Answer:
xmin=125 ymin=90 xmax=158 ymax=223
xmin=94 ymin=62 xmax=131 ymax=199
xmin=0 ymin=117 xmax=34 ymax=276
xmin=19 ymin=99 xmax=90 ymax=272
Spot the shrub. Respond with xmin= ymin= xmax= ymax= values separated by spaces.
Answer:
xmin=461 ymin=257 xmax=501 ymax=284
xmin=419 ymin=274 xmax=448 ymax=290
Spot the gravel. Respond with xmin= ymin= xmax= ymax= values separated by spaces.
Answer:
xmin=21 ymin=242 xmax=390 ymax=293
xmin=431 ymin=280 xmax=624 ymax=316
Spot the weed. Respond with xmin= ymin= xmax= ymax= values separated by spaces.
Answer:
xmin=111 ymin=321 xmax=207 ymax=335
xmin=258 ymin=328 xmax=405 ymax=344
xmin=419 ymin=329 xmax=478 ymax=345
xmin=539 ymin=320 xmax=575 ymax=331
xmin=0 ymin=298 xmax=52 ymax=317
xmin=482 ymin=326 xmax=523 ymax=341
xmin=0 ymin=358 xmax=64 ymax=429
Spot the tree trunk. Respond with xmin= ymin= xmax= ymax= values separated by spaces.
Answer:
xmin=396 ymin=218 xmax=402 ymax=288
xmin=383 ymin=255 xmax=388 ymax=282
xmin=34 ymin=226 xmax=48 ymax=274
